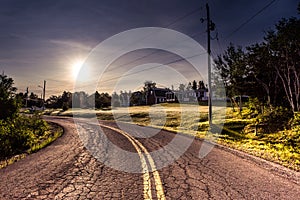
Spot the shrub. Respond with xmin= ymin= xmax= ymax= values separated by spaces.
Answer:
xmin=256 ymin=106 xmax=293 ymax=133
xmin=62 ymin=102 xmax=69 ymax=111
xmin=27 ymin=114 xmax=49 ymax=137
xmin=0 ymin=114 xmax=49 ymax=159
xmin=245 ymin=97 xmax=263 ymax=118
xmin=291 ymin=112 xmax=300 ymax=126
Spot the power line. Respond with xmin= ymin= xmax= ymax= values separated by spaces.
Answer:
xmin=225 ymin=0 xmax=277 ymax=39
xmin=102 ymin=7 xmax=204 ymax=74
xmin=74 ymin=7 xmax=207 ymax=89
xmin=105 ymin=30 xmax=207 ymax=73
xmin=73 ymin=51 xmax=208 ymax=91
xmin=46 ymin=7 xmax=206 ymax=94
xmin=102 ymin=52 xmax=207 ymax=84
xmin=74 ymin=5 xmax=209 ymax=90
xmin=164 ymin=7 xmax=202 ymax=28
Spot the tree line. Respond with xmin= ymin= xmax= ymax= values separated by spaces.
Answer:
xmin=19 ymin=79 xmax=208 ymax=110
xmin=214 ymin=4 xmax=300 ymax=114
xmin=45 ymin=91 xmax=112 ymax=110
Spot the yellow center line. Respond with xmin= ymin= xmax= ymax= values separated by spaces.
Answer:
xmin=100 ymin=124 xmax=152 ymax=200
xmin=133 ymin=139 xmax=166 ymax=200
xmin=100 ymin=124 xmax=166 ymax=200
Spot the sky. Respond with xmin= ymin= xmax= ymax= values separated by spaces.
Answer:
xmin=0 ymin=0 xmax=298 ymax=98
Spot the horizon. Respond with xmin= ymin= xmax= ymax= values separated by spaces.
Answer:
xmin=0 ymin=0 xmax=298 ymax=98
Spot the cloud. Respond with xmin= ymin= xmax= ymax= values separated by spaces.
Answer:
xmin=49 ymin=39 xmax=93 ymax=51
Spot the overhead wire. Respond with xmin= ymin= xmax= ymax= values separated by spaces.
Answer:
xmin=104 ymin=30 xmax=207 ymax=73
xmin=43 ymin=5 xmax=210 ymax=93
xmin=225 ymin=0 xmax=277 ymax=39
xmin=104 ymin=6 xmax=204 ymax=73
xmin=73 ymin=51 xmax=208 ymax=91
xmin=73 ymin=6 xmax=207 ymax=90
xmin=100 ymin=51 xmax=208 ymax=84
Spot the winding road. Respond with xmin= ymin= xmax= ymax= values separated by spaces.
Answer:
xmin=0 ymin=116 xmax=299 ymax=199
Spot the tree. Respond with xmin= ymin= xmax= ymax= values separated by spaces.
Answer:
xmin=198 ymin=81 xmax=205 ymax=89
xmin=246 ymin=43 xmax=276 ymax=106
xmin=99 ymin=92 xmax=111 ymax=108
xmin=215 ymin=6 xmax=300 ymax=113
xmin=0 ymin=73 xmax=20 ymax=120
xmin=16 ymin=92 xmax=26 ymax=107
xmin=143 ymin=81 xmax=156 ymax=93
xmin=45 ymin=95 xmax=59 ymax=108
xmin=186 ymin=82 xmax=192 ymax=91
xmin=192 ymin=80 xmax=197 ymax=90
xmin=178 ymin=84 xmax=185 ymax=91
xmin=246 ymin=16 xmax=300 ymax=112
xmin=264 ymin=17 xmax=300 ymax=112
xmin=214 ymin=43 xmax=248 ymax=111
xmin=61 ymin=91 xmax=72 ymax=110
xmin=94 ymin=91 xmax=101 ymax=109
xmin=111 ymin=92 xmax=120 ymax=107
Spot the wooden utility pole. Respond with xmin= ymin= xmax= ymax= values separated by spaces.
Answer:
xmin=206 ymin=3 xmax=212 ymax=127
xmin=25 ymin=87 xmax=28 ymax=107
xmin=43 ymin=80 xmax=46 ymax=109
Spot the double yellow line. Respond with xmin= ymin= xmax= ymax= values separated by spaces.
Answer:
xmin=100 ymin=124 xmax=166 ymax=200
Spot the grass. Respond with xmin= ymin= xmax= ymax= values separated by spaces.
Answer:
xmin=28 ymin=122 xmax=63 ymax=153
xmin=217 ymin=109 xmax=300 ymax=171
xmin=217 ymin=129 xmax=300 ymax=171
xmin=0 ymin=122 xmax=63 ymax=169
xmin=45 ymin=104 xmax=300 ymax=171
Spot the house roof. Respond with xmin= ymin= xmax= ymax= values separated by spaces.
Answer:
xmin=151 ymin=88 xmax=170 ymax=97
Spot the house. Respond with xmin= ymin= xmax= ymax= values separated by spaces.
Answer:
xmin=166 ymin=88 xmax=209 ymax=103
xmin=166 ymin=91 xmax=176 ymax=102
xmin=146 ymin=88 xmax=171 ymax=105
xmin=129 ymin=81 xmax=210 ymax=106
xmin=195 ymin=88 xmax=209 ymax=101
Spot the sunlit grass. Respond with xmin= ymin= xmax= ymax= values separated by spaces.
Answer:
xmin=28 ymin=124 xmax=63 ymax=154
xmin=45 ymin=104 xmax=300 ymax=171
xmin=0 ymin=123 xmax=63 ymax=169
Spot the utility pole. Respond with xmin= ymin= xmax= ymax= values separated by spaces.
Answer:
xmin=43 ymin=80 xmax=46 ymax=110
xmin=206 ymin=3 xmax=212 ymax=127
xmin=25 ymin=87 xmax=29 ymax=108
xmin=38 ymin=80 xmax=46 ymax=110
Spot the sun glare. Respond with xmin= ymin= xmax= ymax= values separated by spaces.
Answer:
xmin=72 ymin=60 xmax=84 ymax=79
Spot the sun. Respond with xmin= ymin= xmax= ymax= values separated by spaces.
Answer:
xmin=72 ymin=60 xmax=84 ymax=79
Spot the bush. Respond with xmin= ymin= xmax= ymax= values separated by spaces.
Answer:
xmin=62 ymin=102 xmax=69 ymax=111
xmin=256 ymin=106 xmax=293 ymax=133
xmin=0 ymin=74 xmax=51 ymax=160
xmin=291 ymin=112 xmax=300 ymax=126
xmin=245 ymin=97 xmax=263 ymax=117
xmin=0 ymin=114 xmax=49 ymax=159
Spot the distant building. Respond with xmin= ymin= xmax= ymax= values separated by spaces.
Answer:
xmin=126 ymin=81 xmax=212 ymax=106
xmin=146 ymin=88 xmax=171 ymax=105
xmin=166 ymin=88 xmax=209 ymax=103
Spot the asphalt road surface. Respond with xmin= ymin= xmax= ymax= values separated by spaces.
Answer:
xmin=0 ymin=116 xmax=299 ymax=200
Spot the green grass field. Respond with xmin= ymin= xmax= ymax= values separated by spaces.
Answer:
xmin=0 ymin=122 xmax=63 ymax=169
xmin=45 ymin=103 xmax=300 ymax=171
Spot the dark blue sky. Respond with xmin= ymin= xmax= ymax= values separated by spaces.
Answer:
xmin=0 ymin=0 xmax=298 ymax=96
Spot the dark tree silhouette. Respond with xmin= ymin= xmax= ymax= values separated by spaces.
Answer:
xmin=0 ymin=73 xmax=20 ymax=120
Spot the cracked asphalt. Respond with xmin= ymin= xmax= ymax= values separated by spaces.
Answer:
xmin=0 ymin=116 xmax=299 ymax=199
